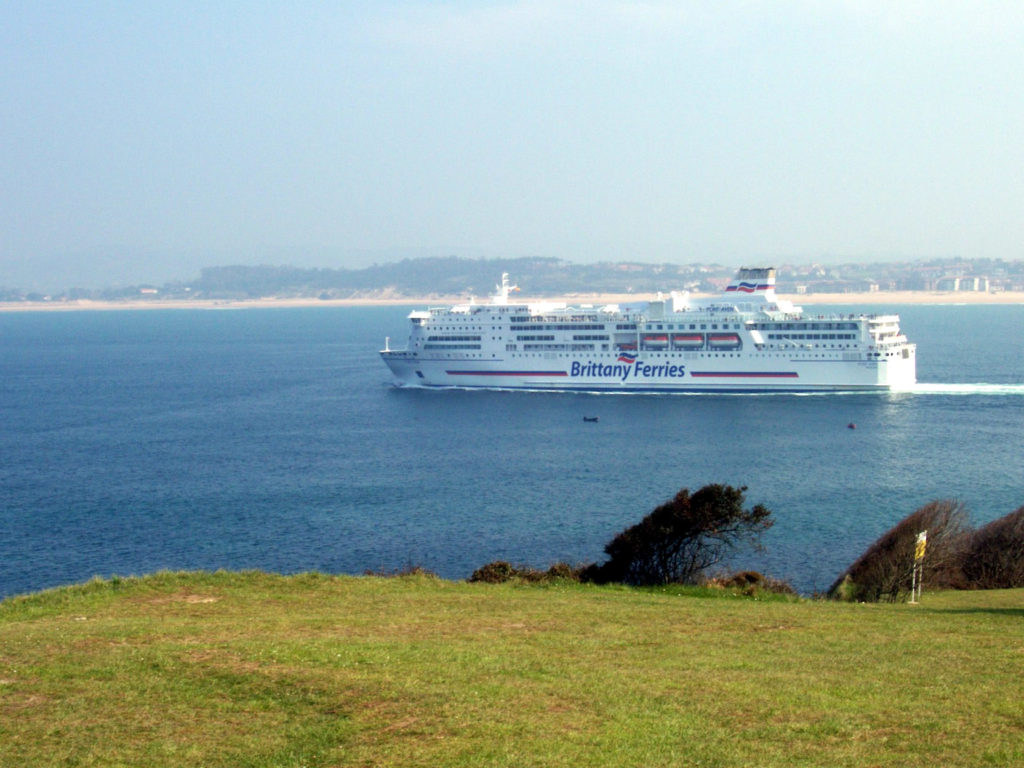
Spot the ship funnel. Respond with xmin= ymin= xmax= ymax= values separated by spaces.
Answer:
xmin=724 ymin=267 xmax=776 ymax=299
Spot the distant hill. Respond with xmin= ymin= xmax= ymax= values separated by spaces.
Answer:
xmin=182 ymin=257 xmax=723 ymax=300
xmin=4 ymin=255 xmax=1024 ymax=302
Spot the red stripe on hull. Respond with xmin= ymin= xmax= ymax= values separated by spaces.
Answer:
xmin=690 ymin=371 xmax=798 ymax=378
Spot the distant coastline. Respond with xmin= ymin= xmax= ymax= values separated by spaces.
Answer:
xmin=6 ymin=256 xmax=1023 ymax=310
xmin=3 ymin=290 xmax=1024 ymax=312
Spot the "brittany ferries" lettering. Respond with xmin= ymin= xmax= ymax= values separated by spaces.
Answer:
xmin=569 ymin=359 xmax=686 ymax=382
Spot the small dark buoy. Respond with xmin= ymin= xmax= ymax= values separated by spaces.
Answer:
xmin=847 ymin=422 xmax=856 ymax=430
xmin=583 ymin=416 xmax=599 ymax=423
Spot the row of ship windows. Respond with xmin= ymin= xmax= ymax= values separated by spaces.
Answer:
xmin=508 ymin=324 xmax=606 ymax=331
xmin=507 ymin=352 xmax=855 ymax=359
xmin=500 ymin=343 xmax=860 ymax=353
xmin=648 ymin=323 xmax=742 ymax=331
xmin=505 ymin=321 xmax=861 ymax=332
xmin=506 ymin=322 xmax=746 ymax=332
xmin=752 ymin=322 xmax=859 ymax=331
xmin=515 ymin=334 xmax=609 ymax=342
xmin=762 ymin=344 xmax=858 ymax=351
xmin=510 ymin=316 xmax=602 ymax=324
xmin=426 ymin=326 xmax=755 ymax=342
xmin=419 ymin=352 xmax=866 ymax=360
xmin=522 ymin=344 xmax=597 ymax=351
xmin=425 ymin=321 xmax=797 ymax=334
xmin=419 ymin=333 xmax=860 ymax=346
xmin=418 ymin=320 xmax=861 ymax=333
xmin=767 ymin=333 xmax=856 ymax=340
xmin=424 ymin=342 xmax=862 ymax=352
xmin=418 ymin=324 xmax=487 ymax=330
xmin=415 ymin=331 xmax=862 ymax=343
xmin=508 ymin=319 xmax=758 ymax=331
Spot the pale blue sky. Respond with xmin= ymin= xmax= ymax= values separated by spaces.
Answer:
xmin=3 ymin=1 xmax=1023 ymax=289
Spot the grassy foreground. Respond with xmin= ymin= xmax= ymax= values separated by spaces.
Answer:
xmin=1 ymin=571 xmax=1021 ymax=767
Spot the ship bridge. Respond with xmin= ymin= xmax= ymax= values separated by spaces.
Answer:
xmin=868 ymin=315 xmax=908 ymax=345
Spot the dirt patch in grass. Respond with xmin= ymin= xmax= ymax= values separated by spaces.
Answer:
xmin=146 ymin=592 xmax=220 ymax=605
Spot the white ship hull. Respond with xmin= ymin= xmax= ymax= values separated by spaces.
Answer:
xmin=381 ymin=268 xmax=917 ymax=393
xmin=381 ymin=349 xmax=915 ymax=392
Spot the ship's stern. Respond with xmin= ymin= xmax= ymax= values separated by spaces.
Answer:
xmin=883 ymin=343 xmax=917 ymax=390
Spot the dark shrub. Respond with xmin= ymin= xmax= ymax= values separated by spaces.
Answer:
xmin=470 ymin=561 xmax=518 ymax=584
xmin=469 ymin=561 xmax=584 ymax=584
xmin=544 ymin=562 xmax=584 ymax=581
xmin=828 ymin=500 xmax=970 ymax=602
xmin=712 ymin=571 xmax=798 ymax=596
xmin=719 ymin=571 xmax=764 ymax=588
xmin=585 ymin=484 xmax=773 ymax=586
xmin=364 ymin=564 xmax=438 ymax=578
xmin=760 ymin=575 xmax=798 ymax=596
xmin=962 ymin=506 xmax=1024 ymax=589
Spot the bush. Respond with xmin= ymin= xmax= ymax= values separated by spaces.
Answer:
xmin=828 ymin=500 xmax=970 ymax=602
xmin=584 ymin=484 xmax=773 ymax=586
xmin=469 ymin=561 xmax=518 ymax=584
xmin=961 ymin=506 xmax=1024 ymax=589
xmin=708 ymin=570 xmax=798 ymax=597
xmin=543 ymin=562 xmax=583 ymax=581
xmin=469 ymin=561 xmax=585 ymax=584
xmin=364 ymin=564 xmax=439 ymax=578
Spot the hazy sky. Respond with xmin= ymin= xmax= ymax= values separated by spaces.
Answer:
xmin=3 ymin=1 xmax=1023 ymax=289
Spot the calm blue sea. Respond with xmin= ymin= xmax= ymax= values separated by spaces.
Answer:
xmin=2 ymin=303 xmax=1023 ymax=598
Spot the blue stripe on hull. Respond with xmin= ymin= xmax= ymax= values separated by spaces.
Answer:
xmin=446 ymin=370 xmax=567 ymax=377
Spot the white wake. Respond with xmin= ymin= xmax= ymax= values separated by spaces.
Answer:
xmin=902 ymin=382 xmax=1024 ymax=396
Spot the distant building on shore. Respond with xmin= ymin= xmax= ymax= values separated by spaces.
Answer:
xmin=935 ymin=276 xmax=990 ymax=292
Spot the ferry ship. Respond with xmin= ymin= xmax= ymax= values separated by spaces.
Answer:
xmin=380 ymin=267 xmax=916 ymax=392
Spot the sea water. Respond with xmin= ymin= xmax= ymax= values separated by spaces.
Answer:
xmin=2 ymin=304 xmax=1023 ymax=598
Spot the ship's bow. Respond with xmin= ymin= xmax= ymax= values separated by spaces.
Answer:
xmin=380 ymin=350 xmax=420 ymax=385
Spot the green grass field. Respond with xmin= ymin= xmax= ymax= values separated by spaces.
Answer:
xmin=1 ymin=571 xmax=1021 ymax=767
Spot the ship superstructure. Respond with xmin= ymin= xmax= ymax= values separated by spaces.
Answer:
xmin=380 ymin=267 xmax=916 ymax=392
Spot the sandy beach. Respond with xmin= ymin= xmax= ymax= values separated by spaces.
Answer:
xmin=3 ymin=290 xmax=1024 ymax=312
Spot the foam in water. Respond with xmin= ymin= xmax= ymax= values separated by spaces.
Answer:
xmin=907 ymin=382 xmax=1024 ymax=396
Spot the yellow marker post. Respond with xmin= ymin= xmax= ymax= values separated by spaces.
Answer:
xmin=915 ymin=531 xmax=927 ymax=562
xmin=910 ymin=530 xmax=927 ymax=603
